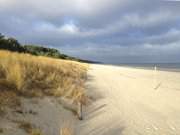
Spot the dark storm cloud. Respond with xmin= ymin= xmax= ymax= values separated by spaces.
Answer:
xmin=0 ymin=0 xmax=180 ymax=63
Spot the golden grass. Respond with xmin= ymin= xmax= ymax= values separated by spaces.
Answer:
xmin=17 ymin=120 xmax=43 ymax=135
xmin=18 ymin=121 xmax=34 ymax=133
xmin=0 ymin=50 xmax=88 ymax=111
xmin=0 ymin=91 xmax=21 ymax=113
xmin=60 ymin=127 xmax=73 ymax=135
xmin=30 ymin=129 xmax=43 ymax=135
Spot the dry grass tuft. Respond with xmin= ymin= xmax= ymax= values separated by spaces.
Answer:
xmin=0 ymin=90 xmax=21 ymax=114
xmin=17 ymin=121 xmax=43 ymax=135
xmin=60 ymin=127 xmax=73 ymax=135
xmin=30 ymin=128 xmax=43 ymax=135
xmin=18 ymin=121 xmax=34 ymax=133
xmin=0 ymin=50 xmax=88 ymax=112
xmin=60 ymin=122 xmax=74 ymax=135
xmin=0 ymin=128 xmax=3 ymax=134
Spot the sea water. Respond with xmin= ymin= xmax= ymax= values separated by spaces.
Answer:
xmin=113 ymin=63 xmax=180 ymax=72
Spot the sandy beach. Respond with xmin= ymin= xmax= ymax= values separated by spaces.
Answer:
xmin=77 ymin=64 xmax=180 ymax=135
xmin=1 ymin=64 xmax=180 ymax=135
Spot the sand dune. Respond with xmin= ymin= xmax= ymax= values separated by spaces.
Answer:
xmin=77 ymin=64 xmax=180 ymax=135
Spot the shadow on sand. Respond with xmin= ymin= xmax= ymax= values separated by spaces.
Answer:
xmin=76 ymin=73 xmax=125 ymax=135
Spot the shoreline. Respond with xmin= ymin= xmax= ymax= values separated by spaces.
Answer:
xmin=97 ymin=63 xmax=180 ymax=73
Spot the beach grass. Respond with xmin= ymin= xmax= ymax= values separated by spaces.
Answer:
xmin=60 ymin=127 xmax=73 ymax=135
xmin=0 ymin=128 xmax=3 ymax=133
xmin=0 ymin=50 xmax=88 ymax=112
xmin=17 ymin=120 xmax=43 ymax=135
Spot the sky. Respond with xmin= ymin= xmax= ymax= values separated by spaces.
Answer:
xmin=0 ymin=0 xmax=180 ymax=63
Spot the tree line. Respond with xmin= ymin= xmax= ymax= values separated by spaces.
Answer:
xmin=0 ymin=33 xmax=80 ymax=61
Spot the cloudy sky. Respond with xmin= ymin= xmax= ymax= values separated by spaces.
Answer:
xmin=0 ymin=0 xmax=180 ymax=63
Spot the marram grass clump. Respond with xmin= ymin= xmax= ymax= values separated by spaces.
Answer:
xmin=0 ymin=50 xmax=88 ymax=110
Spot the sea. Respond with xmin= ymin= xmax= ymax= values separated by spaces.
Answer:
xmin=109 ymin=63 xmax=180 ymax=72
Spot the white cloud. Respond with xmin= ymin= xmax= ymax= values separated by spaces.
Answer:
xmin=59 ymin=23 xmax=79 ymax=34
xmin=35 ymin=21 xmax=79 ymax=35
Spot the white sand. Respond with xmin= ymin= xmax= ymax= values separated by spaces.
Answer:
xmin=1 ymin=97 xmax=77 ymax=135
xmin=77 ymin=64 xmax=180 ymax=135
